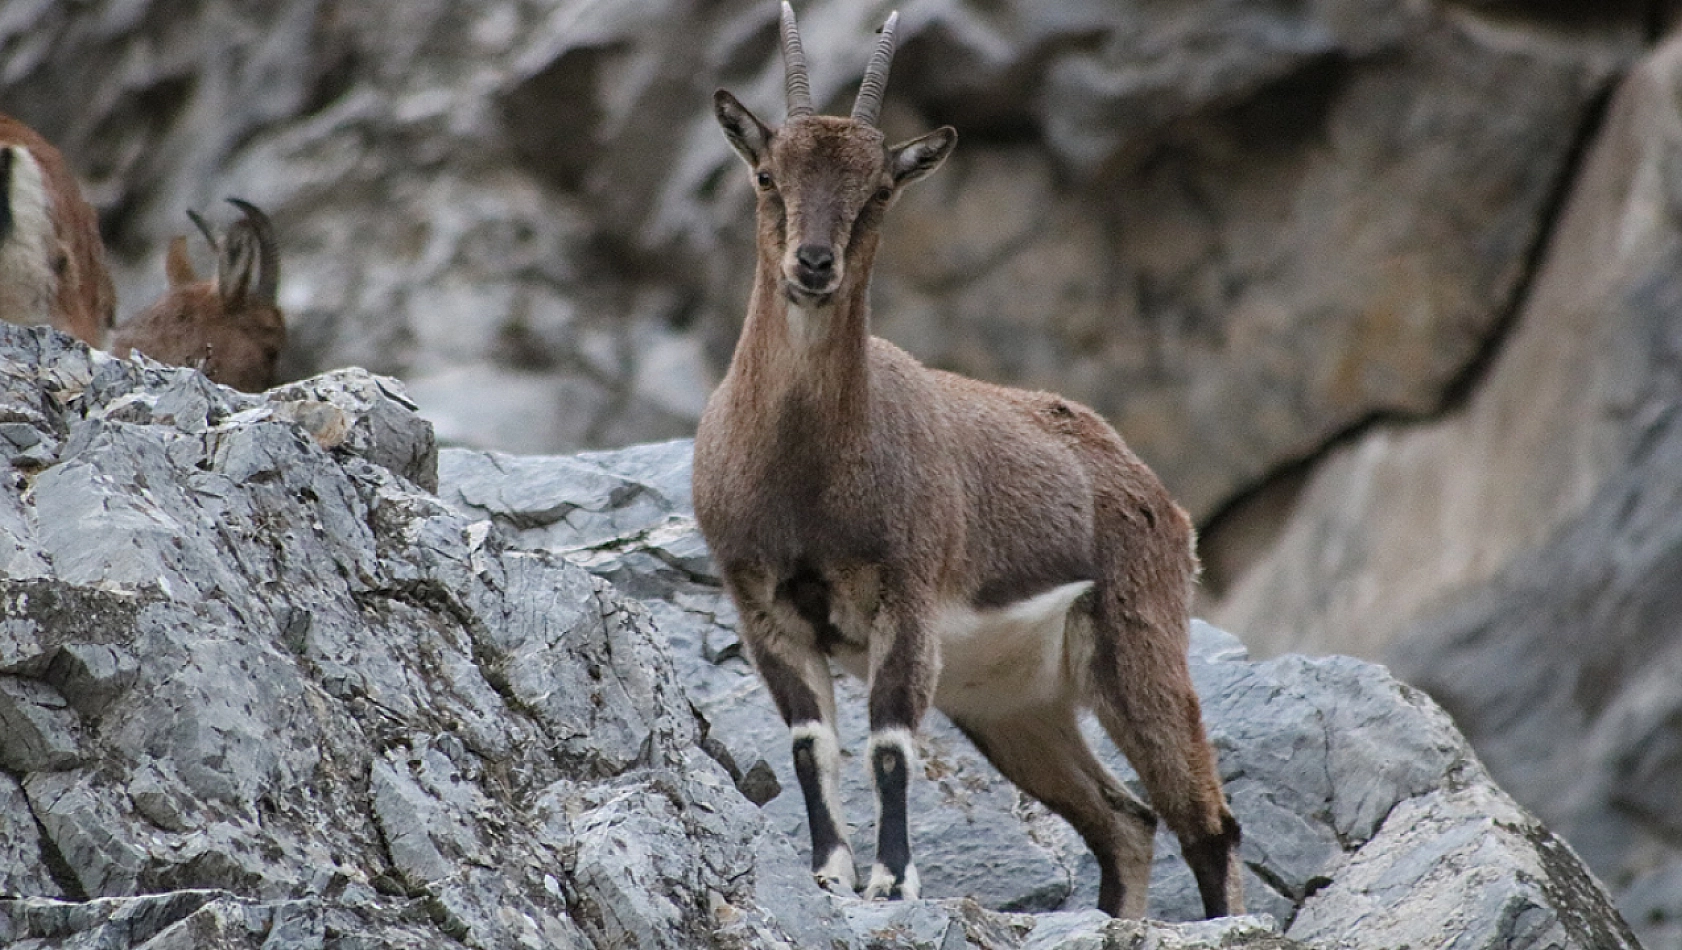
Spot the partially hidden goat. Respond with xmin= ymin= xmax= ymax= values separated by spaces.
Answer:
xmin=0 ymin=114 xmax=116 ymax=345
xmin=112 ymin=198 xmax=285 ymax=393
xmin=691 ymin=3 xmax=1243 ymax=919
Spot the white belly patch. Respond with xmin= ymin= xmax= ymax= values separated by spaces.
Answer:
xmin=931 ymin=581 xmax=1093 ymax=721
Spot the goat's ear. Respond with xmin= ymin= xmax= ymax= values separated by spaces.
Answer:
xmin=164 ymin=236 xmax=197 ymax=287
xmin=890 ymin=126 xmax=957 ymax=187
xmin=715 ymin=89 xmax=773 ymax=167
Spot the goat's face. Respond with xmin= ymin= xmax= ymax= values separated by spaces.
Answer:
xmin=715 ymin=105 xmax=954 ymax=307
xmin=713 ymin=4 xmax=954 ymax=308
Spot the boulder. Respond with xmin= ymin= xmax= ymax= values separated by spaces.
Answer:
xmin=0 ymin=325 xmax=847 ymax=949
xmin=436 ymin=435 xmax=1641 ymax=949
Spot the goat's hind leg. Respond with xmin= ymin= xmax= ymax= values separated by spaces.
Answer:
xmin=954 ymin=706 xmax=1158 ymax=918
xmin=741 ymin=614 xmax=856 ymax=892
xmin=1087 ymin=617 xmax=1243 ymax=918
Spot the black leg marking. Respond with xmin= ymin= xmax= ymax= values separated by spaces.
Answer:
xmin=1094 ymin=840 xmax=1124 ymax=918
xmin=1098 ymin=786 xmax=1157 ymax=917
xmin=792 ymin=730 xmax=846 ymax=872
xmin=862 ymin=605 xmax=932 ymax=900
xmin=874 ymin=739 xmax=915 ymax=887
xmin=867 ymin=729 xmax=921 ymax=901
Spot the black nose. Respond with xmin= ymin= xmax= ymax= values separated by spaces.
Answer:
xmin=794 ymin=244 xmax=835 ymax=288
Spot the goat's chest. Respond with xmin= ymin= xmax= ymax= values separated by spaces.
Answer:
xmin=698 ymin=452 xmax=910 ymax=572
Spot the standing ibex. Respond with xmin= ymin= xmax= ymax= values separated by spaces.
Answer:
xmin=692 ymin=4 xmax=1243 ymax=919
xmin=112 ymin=198 xmax=286 ymax=393
xmin=0 ymin=114 xmax=116 ymax=346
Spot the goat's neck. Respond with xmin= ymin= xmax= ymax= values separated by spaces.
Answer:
xmin=729 ymin=247 xmax=876 ymax=436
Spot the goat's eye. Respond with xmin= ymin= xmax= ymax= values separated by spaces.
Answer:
xmin=874 ymin=186 xmax=894 ymax=203
xmin=756 ymin=171 xmax=774 ymax=189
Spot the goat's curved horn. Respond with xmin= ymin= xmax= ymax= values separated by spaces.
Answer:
xmin=851 ymin=11 xmax=899 ymax=126
xmin=780 ymin=2 xmax=814 ymax=119
xmin=223 ymin=198 xmax=279 ymax=307
xmin=186 ymin=208 xmax=218 ymax=250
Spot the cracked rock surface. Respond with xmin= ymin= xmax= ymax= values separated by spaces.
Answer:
xmin=0 ymin=324 xmax=1638 ymax=949
xmin=0 ymin=326 xmax=842 ymax=949
xmin=438 ymin=437 xmax=1642 ymax=949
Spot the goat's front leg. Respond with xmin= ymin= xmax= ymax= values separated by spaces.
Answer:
xmin=863 ymin=597 xmax=938 ymax=901
xmin=737 ymin=601 xmax=855 ymax=893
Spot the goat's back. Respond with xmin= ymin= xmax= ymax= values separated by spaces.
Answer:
xmin=872 ymin=338 xmax=1194 ymax=606
xmin=112 ymin=287 xmax=285 ymax=393
xmin=698 ymin=333 xmax=1194 ymax=615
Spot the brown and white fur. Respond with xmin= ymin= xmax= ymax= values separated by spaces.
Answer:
xmin=112 ymin=198 xmax=286 ymax=393
xmin=0 ymin=114 xmax=115 ymax=346
xmin=692 ymin=3 xmax=1243 ymax=919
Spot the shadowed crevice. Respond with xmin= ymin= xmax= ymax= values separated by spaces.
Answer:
xmin=1195 ymin=75 xmax=1621 ymax=598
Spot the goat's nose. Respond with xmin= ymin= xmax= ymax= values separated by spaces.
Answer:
xmin=795 ymin=244 xmax=835 ymax=283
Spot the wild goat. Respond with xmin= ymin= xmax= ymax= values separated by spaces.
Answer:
xmin=0 ymin=114 xmax=116 ymax=345
xmin=111 ymin=198 xmax=285 ymax=393
xmin=692 ymin=4 xmax=1243 ymax=919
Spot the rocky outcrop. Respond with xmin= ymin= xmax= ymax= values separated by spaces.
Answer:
xmin=436 ymin=435 xmax=1641 ymax=949
xmin=0 ymin=323 xmax=1640 ymax=948
xmin=0 ymin=0 xmax=1647 ymax=520
xmin=0 ymin=326 xmax=847 ymax=949
xmin=8 ymin=3 xmax=1679 ymax=945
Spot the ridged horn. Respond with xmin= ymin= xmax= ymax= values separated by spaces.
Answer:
xmin=850 ymin=11 xmax=898 ymax=126
xmin=781 ymin=2 xmax=813 ymax=119
xmin=223 ymin=198 xmax=279 ymax=307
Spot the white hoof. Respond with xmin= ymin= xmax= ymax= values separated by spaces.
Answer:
xmin=814 ymin=848 xmax=857 ymax=894
xmin=862 ymin=862 xmax=919 ymax=901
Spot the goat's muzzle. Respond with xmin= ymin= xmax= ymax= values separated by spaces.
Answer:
xmin=794 ymin=243 xmax=834 ymax=285
xmin=786 ymin=242 xmax=840 ymax=304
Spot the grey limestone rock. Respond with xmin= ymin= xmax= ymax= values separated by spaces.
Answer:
xmin=0 ymin=890 xmax=449 ymax=949
xmin=0 ymin=324 xmax=847 ymax=948
xmin=0 ymin=323 xmax=1642 ymax=949
xmin=437 ymin=436 xmax=1642 ymax=949
xmin=1208 ymin=33 xmax=1682 ymax=950
xmin=0 ymin=676 xmax=82 ymax=773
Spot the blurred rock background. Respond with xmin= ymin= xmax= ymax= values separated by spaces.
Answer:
xmin=4 ymin=0 xmax=1682 ymax=945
